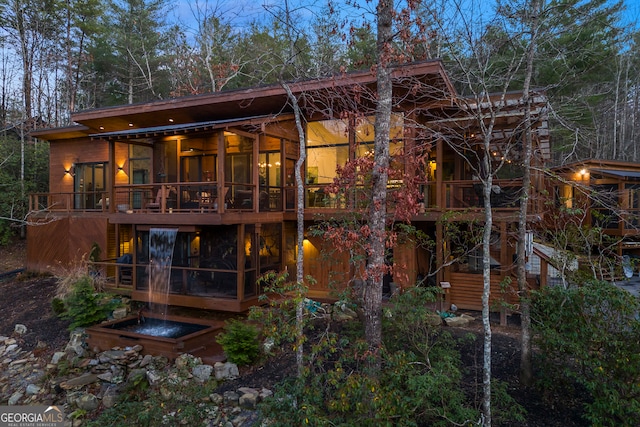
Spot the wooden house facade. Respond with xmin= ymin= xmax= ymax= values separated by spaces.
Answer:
xmin=28 ymin=60 xmax=550 ymax=313
xmin=549 ymin=160 xmax=640 ymax=261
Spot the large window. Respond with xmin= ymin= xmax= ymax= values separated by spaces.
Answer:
xmin=306 ymin=120 xmax=349 ymax=185
xmin=354 ymin=114 xmax=404 ymax=158
xmin=130 ymin=145 xmax=152 ymax=209
xmin=626 ymin=183 xmax=640 ymax=227
xmin=129 ymin=145 xmax=152 ymax=184
xmin=225 ymin=132 xmax=253 ymax=209
xmin=259 ymin=151 xmax=281 ymax=210
xmin=74 ymin=162 xmax=106 ymax=209
xmin=306 ymin=115 xmax=405 ymax=207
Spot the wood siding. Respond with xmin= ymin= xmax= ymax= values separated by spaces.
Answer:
xmin=447 ymin=272 xmax=519 ymax=311
xmin=50 ymin=138 xmax=109 ymax=194
xmin=27 ymin=215 xmax=109 ymax=274
xmin=304 ymin=236 xmax=351 ymax=300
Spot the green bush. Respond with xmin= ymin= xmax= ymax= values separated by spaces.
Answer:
xmin=532 ymin=280 xmax=640 ymax=426
xmin=51 ymin=297 xmax=65 ymax=316
xmin=216 ymin=319 xmax=260 ymax=366
xmin=258 ymin=286 xmax=484 ymax=426
xmin=58 ymin=275 xmax=122 ymax=330
xmin=260 ymin=334 xmax=479 ymax=427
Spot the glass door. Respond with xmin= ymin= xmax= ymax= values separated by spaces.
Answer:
xmin=74 ymin=163 xmax=106 ymax=209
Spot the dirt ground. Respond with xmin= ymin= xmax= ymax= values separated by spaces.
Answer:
xmin=0 ymin=239 xmax=584 ymax=426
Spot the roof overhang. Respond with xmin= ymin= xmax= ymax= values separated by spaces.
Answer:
xmin=31 ymin=125 xmax=91 ymax=141
xmin=423 ymin=91 xmax=551 ymax=159
xmin=552 ymin=160 xmax=640 ymax=177
xmin=90 ymin=115 xmax=280 ymax=141
xmin=590 ymin=169 xmax=640 ymax=180
xmin=68 ymin=60 xmax=456 ymax=135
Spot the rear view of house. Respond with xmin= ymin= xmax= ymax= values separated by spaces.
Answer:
xmin=28 ymin=60 xmax=550 ymax=313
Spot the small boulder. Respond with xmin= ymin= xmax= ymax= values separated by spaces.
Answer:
xmin=65 ymin=330 xmax=86 ymax=357
xmin=426 ymin=313 xmax=442 ymax=326
xmin=214 ymin=362 xmax=239 ymax=380
xmin=444 ymin=316 xmax=470 ymax=327
xmin=8 ymin=391 xmax=23 ymax=405
xmin=147 ymin=369 xmax=163 ymax=386
xmin=26 ymin=384 xmax=41 ymax=395
xmin=223 ymin=390 xmax=240 ymax=405
xmin=102 ymin=386 xmax=119 ymax=408
xmin=333 ymin=303 xmax=357 ymax=322
xmin=50 ymin=351 xmax=66 ymax=365
xmin=139 ymin=354 xmax=154 ymax=367
xmin=238 ymin=387 xmax=260 ymax=409
xmin=60 ymin=373 xmax=99 ymax=389
xmin=76 ymin=393 xmax=100 ymax=411
xmin=192 ymin=364 xmax=213 ymax=383
xmin=112 ymin=307 xmax=128 ymax=320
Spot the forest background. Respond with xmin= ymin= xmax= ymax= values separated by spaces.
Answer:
xmin=0 ymin=0 xmax=638 ymax=240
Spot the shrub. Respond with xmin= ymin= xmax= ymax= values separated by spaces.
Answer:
xmin=532 ymin=280 xmax=640 ymax=426
xmin=51 ymin=297 xmax=65 ymax=316
xmin=258 ymin=286 xmax=483 ymax=426
xmin=216 ymin=319 xmax=260 ymax=366
xmin=58 ymin=275 xmax=122 ymax=330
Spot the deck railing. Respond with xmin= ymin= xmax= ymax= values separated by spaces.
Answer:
xmin=30 ymin=181 xmax=286 ymax=214
xmin=304 ymin=179 xmax=526 ymax=211
xmin=29 ymin=178 xmax=554 ymax=216
xmin=443 ymin=179 xmax=523 ymax=210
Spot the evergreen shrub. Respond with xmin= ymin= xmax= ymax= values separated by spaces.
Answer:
xmin=216 ymin=319 xmax=260 ymax=366
xmin=532 ymin=280 xmax=640 ymax=426
xmin=58 ymin=275 xmax=121 ymax=330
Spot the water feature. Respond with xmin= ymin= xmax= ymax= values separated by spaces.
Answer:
xmin=121 ymin=317 xmax=208 ymax=338
xmin=85 ymin=313 xmax=224 ymax=361
xmin=86 ymin=227 xmax=225 ymax=361
xmin=147 ymin=228 xmax=178 ymax=318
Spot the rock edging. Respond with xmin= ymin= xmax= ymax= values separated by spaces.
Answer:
xmin=1 ymin=327 xmax=271 ymax=426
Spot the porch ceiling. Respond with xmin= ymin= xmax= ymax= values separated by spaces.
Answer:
xmin=75 ymin=89 xmax=291 ymax=134
xmin=90 ymin=115 xmax=278 ymax=141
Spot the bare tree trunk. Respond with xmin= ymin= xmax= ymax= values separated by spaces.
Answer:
xmin=282 ymin=82 xmax=306 ymax=377
xmin=517 ymin=0 xmax=541 ymax=388
xmin=363 ymin=0 xmax=393 ymax=365
xmin=480 ymin=149 xmax=493 ymax=427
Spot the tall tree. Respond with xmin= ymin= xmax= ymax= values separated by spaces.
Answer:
xmin=495 ymin=0 xmax=544 ymax=387
xmin=60 ymin=0 xmax=104 ymax=118
xmin=0 ymin=0 xmax=63 ymax=123
xmin=534 ymin=0 xmax=624 ymax=161
xmin=346 ymin=24 xmax=377 ymax=70
xmin=310 ymin=2 xmax=346 ymax=76
xmin=188 ymin=1 xmax=245 ymax=93
xmin=363 ymin=0 xmax=393 ymax=365
xmin=105 ymin=0 xmax=173 ymax=104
